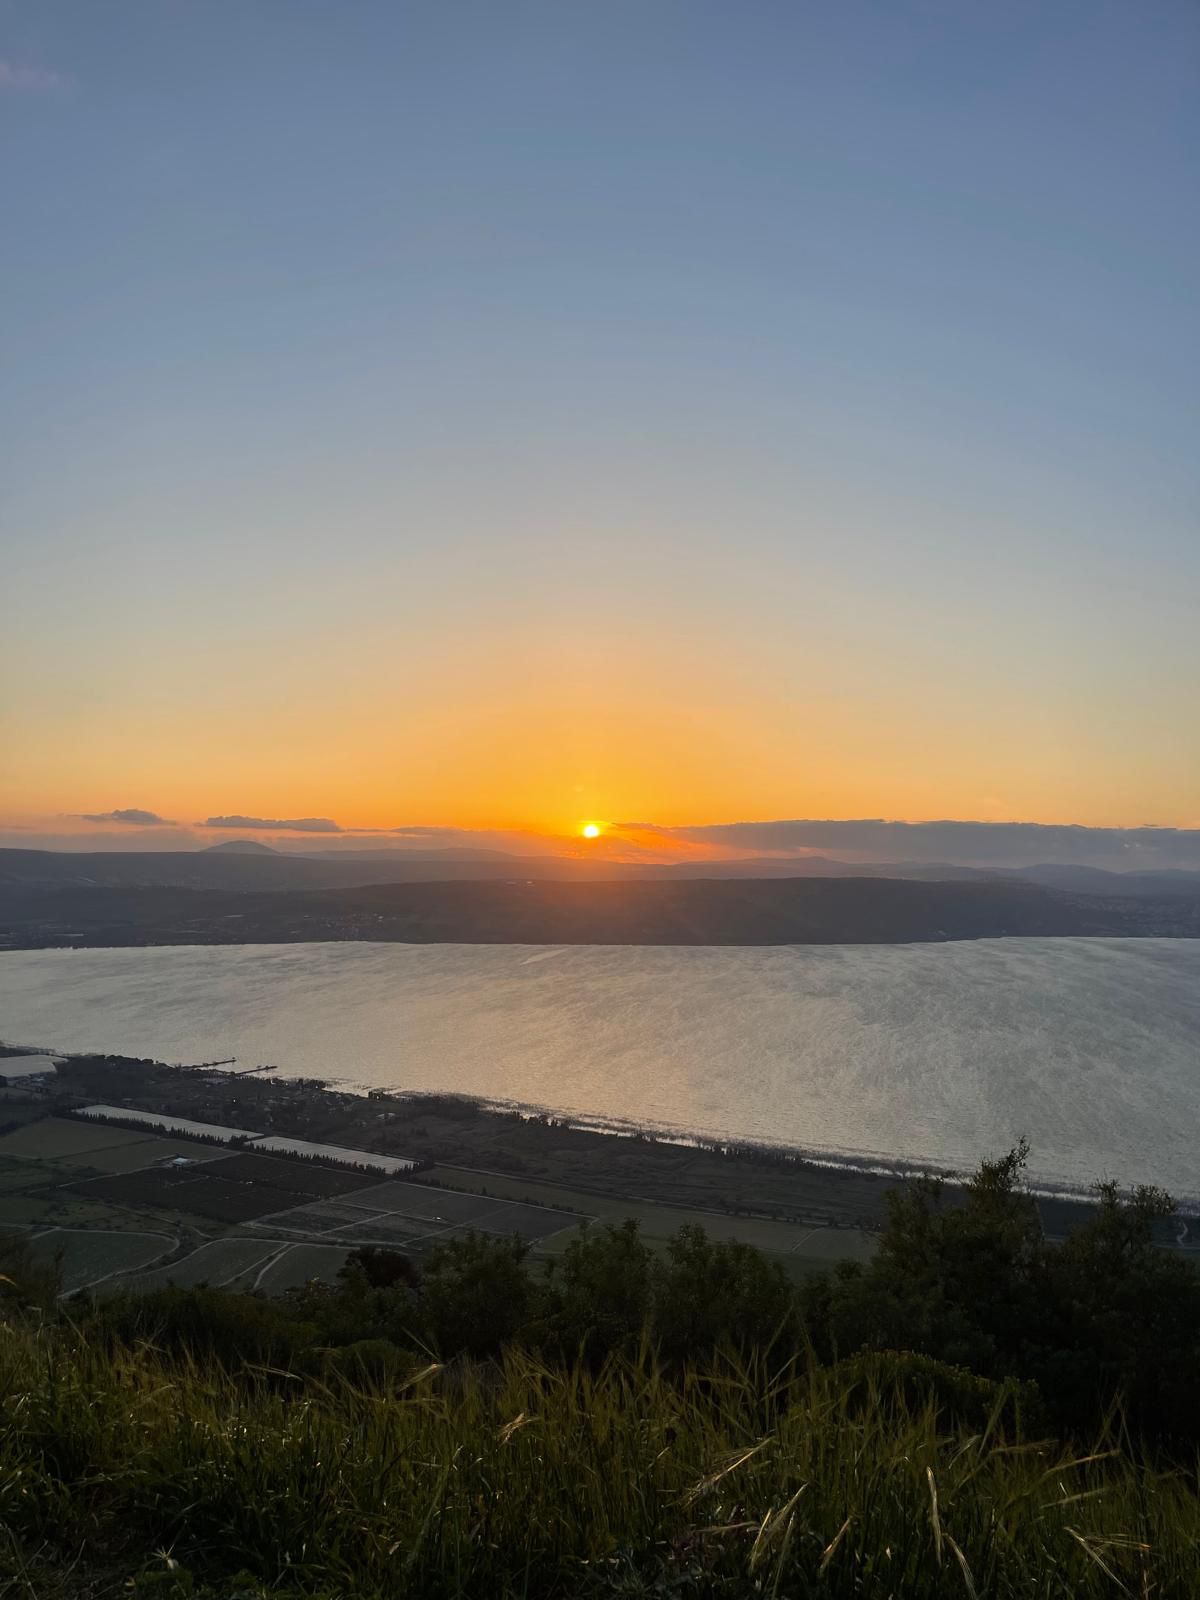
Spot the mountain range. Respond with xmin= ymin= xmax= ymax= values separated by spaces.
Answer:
xmin=2 ymin=846 xmax=1199 ymax=900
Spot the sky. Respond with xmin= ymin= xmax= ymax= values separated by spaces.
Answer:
xmin=2 ymin=1 xmax=1198 ymax=859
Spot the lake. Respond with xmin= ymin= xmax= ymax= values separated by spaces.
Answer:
xmin=1 ymin=938 xmax=1197 ymax=1199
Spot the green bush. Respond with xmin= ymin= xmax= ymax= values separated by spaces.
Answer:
xmin=830 ymin=1348 xmax=1047 ymax=1435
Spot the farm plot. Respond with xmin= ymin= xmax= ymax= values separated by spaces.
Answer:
xmin=66 ymin=1169 xmax=302 ymax=1224
xmin=0 ymin=1118 xmax=156 ymax=1161
xmin=0 ymin=1119 xmax=223 ymax=1175
xmin=0 ymin=1194 xmax=55 ymax=1227
xmin=423 ymin=1165 xmax=878 ymax=1266
xmin=330 ymin=1215 xmax=449 ymax=1247
xmin=205 ymin=1151 xmax=381 ymax=1198
xmin=117 ymin=1238 xmax=285 ymax=1294
xmin=254 ymin=1244 xmax=351 ymax=1293
xmin=344 ymin=1182 xmax=503 ymax=1224
xmin=254 ymin=1182 xmax=586 ymax=1249
xmin=29 ymin=1228 xmax=172 ymax=1293
xmin=0 ymin=1155 xmax=67 ymax=1192
xmin=349 ymin=1181 xmax=583 ymax=1242
xmin=68 ymin=1137 xmax=230 ymax=1175
xmin=253 ymin=1199 xmax=448 ymax=1243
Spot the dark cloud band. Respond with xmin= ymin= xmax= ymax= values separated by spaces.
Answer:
xmin=77 ymin=809 xmax=174 ymax=827
xmin=203 ymin=816 xmax=343 ymax=834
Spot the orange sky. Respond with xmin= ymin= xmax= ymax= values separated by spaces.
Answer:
xmin=3 ymin=4 xmax=1199 ymax=858
xmin=4 ymin=571 xmax=1199 ymax=848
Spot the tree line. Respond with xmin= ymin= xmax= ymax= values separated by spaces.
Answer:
xmin=10 ymin=1142 xmax=1199 ymax=1450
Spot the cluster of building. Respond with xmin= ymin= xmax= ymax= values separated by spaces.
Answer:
xmin=0 ymin=1055 xmax=66 ymax=1099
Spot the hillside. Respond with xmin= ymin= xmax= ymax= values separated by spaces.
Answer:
xmin=2 ymin=1142 xmax=1198 ymax=1598
xmin=2 ymin=1329 xmax=1196 ymax=1600
xmin=5 ymin=848 xmax=1200 ymax=900
xmin=3 ymin=873 xmax=1199 ymax=949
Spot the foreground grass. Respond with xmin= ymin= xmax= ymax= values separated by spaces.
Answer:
xmin=0 ymin=1325 xmax=1196 ymax=1598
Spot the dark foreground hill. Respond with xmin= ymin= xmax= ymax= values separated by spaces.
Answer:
xmin=3 ymin=873 xmax=1199 ymax=948
xmin=2 ymin=1144 xmax=1198 ymax=1598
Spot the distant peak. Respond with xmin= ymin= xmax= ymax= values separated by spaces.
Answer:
xmin=203 ymin=840 xmax=280 ymax=855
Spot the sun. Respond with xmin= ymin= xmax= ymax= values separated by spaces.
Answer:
xmin=581 ymin=822 xmax=602 ymax=840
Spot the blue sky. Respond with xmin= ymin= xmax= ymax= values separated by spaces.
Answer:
xmin=2 ymin=1 xmax=1197 ymax=841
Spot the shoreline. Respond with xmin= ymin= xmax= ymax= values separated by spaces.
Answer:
xmin=4 ymin=873 xmax=1200 ymax=951
xmin=5 ymin=930 xmax=1200 ymax=954
xmin=5 ymin=1041 xmax=1195 ymax=1232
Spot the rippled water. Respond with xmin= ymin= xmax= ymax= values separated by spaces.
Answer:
xmin=1 ymin=939 xmax=1197 ymax=1197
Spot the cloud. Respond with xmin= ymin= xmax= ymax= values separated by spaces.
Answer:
xmin=0 ymin=60 xmax=65 ymax=93
xmin=203 ymin=815 xmax=344 ymax=834
xmin=77 ymin=808 xmax=175 ymax=827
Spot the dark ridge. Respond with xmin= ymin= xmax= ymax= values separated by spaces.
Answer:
xmin=2 ymin=874 xmax=1199 ymax=949
xmin=202 ymin=840 xmax=280 ymax=855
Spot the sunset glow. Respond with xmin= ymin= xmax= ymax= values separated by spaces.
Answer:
xmin=1 ymin=5 xmax=1196 ymax=855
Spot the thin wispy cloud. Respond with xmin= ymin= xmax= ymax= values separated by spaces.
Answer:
xmin=77 ymin=808 xmax=175 ymax=827
xmin=203 ymin=815 xmax=343 ymax=834
xmin=0 ymin=60 xmax=65 ymax=94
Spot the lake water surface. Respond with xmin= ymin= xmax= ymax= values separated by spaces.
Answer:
xmin=1 ymin=939 xmax=1197 ymax=1198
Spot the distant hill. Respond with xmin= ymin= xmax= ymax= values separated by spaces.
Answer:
xmin=3 ymin=874 xmax=1199 ymax=949
xmin=202 ymin=840 xmax=280 ymax=855
xmin=302 ymin=847 xmax=516 ymax=861
xmin=0 ymin=849 xmax=579 ymax=892
xmin=2 ymin=847 xmax=1200 ymax=899
xmin=998 ymin=863 xmax=1200 ymax=898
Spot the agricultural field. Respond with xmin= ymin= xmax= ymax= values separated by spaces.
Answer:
xmin=247 ymin=1136 xmax=415 ymax=1173
xmin=0 ymin=1154 xmax=72 ymax=1192
xmin=423 ymin=1164 xmax=878 ymax=1268
xmin=350 ymin=1179 xmax=584 ymax=1238
xmin=112 ymin=1238 xmax=353 ymax=1297
xmin=66 ymin=1168 xmax=302 ymax=1224
xmin=115 ymin=1237 xmax=287 ymax=1294
xmin=255 ymin=1198 xmax=390 ymax=1234
xmin=0 ymin=1117 xmax=159 ymax=1160
xmin=29 ymin=1227 xmax=173 ymax=1293
xmin=65 ymin=1144 xmax=406 ymax=1227
xmin=253 ymin=1243 xmax=351 ymax=1293
xmin=0 ymin=1194 xmax=55 ymax=1227
xmin=350 ymin=1181 xmax=512 ymax=1224
xmin=207 ymin=1150 xmax=381 ymax=1198
xmin=252 ymin=1181 xmax=586 ymax=1251
xmin=0 ymin=1113 xmax=873 ymax=1276
xmin=66 ymin=1136 xmax=229 ymax=1175
xmin=0 ymin=1117 xmax=224 ymax=1175
xmin=0 ymin=1105 xmax=50 ymax=1130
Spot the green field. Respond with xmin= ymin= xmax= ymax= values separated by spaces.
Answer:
xmin=64 ymin=1136 xmax=229 ymax=1174
xmin=425 ymin=1164 xmax=877 ymax=1266
xmin=254 ymin=1242 xmax=352 ymax=1293
xmin=29 ymin=1227 xmax=174 ymax=1293
xmin=0 ymin=1118 xmax=157 ymax=1160
xmin=0 ymin=1153 xmax=75 ymax=1191
xmin=120 ymin=1238 xmax=355 ymax=1296
xmin=0 ymin=1118 xmax=224 ymax=1174
xmin=345 ymin=1179 xmax=582 ymax=1238
xmin=117 ymin=1237 xmax=285 ymax=1294
xmin=0 ymin=1194 xmax=56 ymax=1227
xmin=249 ymin=1182 xmax=586 ymax=1254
